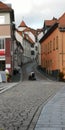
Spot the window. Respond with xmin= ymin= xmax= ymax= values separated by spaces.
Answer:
xmin=0 ymin=39 xmax=5 ymax=49
xmin=45 ymin=44 xmax=47 ymax=54
xmin=53 ymin=38 xmax=55 ymax=50
xmin=31 ymin=50 xmax=35 ymax=55
xmin=0 ymin=16 xmax=5 ymax=24
xmin=56 ymin=36 xmax=58 ymax=49
xmin=48 ymin=42 xmax=49 ymax=53
xmin=35 ymin=46 xmax=38 ymax=51
xmin=50 ymin=41 xmax=52 ymax=52
xmin=31 ymin=44 xmax=34 ymax=48
xmin=35 ymin=36 xmax=37 ymax=42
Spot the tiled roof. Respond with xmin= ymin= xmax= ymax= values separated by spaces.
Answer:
xmin=40 ymin=13 xmax=65 ymax=43
xmin=44 ymin=17 xmax=57 ymax=26
xmin=30 ymin=28 xmax=36 ymax=36
xmin=24 ymin=33 xmax=34 ymax=44
xmin=0 ymin=1 xmax=12 ymax=11
xmin=23 ymin=27 xmax=30 ymax=32
xmin=45 ymin=20 xmax=57 ymax=26
xmin=23 ymin=25 xmax=36 ymax=36
xmin=36 ymin=28 xmax=43 ymax=35
xmin=16 ymin=29 xmax=34 ymax=44
xmin=16 ymin=29 xmax=22 ymax=36
xmin=40 ymin=23 xmax=58 ymax=43
xmin=18 ymin=20 xmax=37 ymax=36
xmin=44 ymin=13 xmax=65 ymax=28
xmin=58 ymin=13 xmax=65 ymax=27
xmin=19 ymin=20 xmax=27 ymax=27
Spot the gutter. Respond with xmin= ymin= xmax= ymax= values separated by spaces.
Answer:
xmin=39 ymin=23 xmax=58 ymax=43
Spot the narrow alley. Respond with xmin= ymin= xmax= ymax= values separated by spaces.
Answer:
xmin=21 ymin=61 xmax=47 ymax=81
xmin=0 ymin=62 xmax=65 ymax=130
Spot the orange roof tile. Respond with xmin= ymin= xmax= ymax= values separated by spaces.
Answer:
xmin=0 ymin=1 xmax=12 ymax=11
xmin=23 ymin=27 xmax=30 ymax=32
xmin=19 ymin=20 xmax=27 ymax=27
xmin=44 ymin=13 xmax=65 ymax=28
xmin=44 ymin=19 xmax=57 ymax=27
xmin=16 ymin=29 xmax=34 ymax=44
xmin=30 ymin=28 xmax=36 ymax=36
xmin=24 ymin=34 xmax=34 ymax=44
xmin=58 ymin=13 xmax=65 ymax=27
xmin=23 ymin=26 xmax=36 ymax=34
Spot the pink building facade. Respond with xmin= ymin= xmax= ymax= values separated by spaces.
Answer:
xmin=0 ymin=2 xmax=15 ymax=74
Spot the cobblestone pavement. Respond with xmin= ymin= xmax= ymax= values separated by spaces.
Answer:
xmin=0 ymin=83 xmax=18 ymax=94
xmin=35 ymin=86 xmax=65 ymax=130
xmin=21 ymin=62 xmax=48 ymax=81
xmin=0 ymin=62 xmax=65 ymax=130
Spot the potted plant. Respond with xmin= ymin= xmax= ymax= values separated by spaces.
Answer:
xmin=58 ymin=71 xmax=64 ymax=81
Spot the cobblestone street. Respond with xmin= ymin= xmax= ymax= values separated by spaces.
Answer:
xmin=0 ymin=62 xmax=65 ymax=130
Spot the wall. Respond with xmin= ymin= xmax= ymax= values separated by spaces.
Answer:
xmin=15 ymin=31 xmax=23 ymax=45
xmin=0 ymin=25 xmax=11 ymax=37
xmin=5 ymin=38 xmax=12 ymax=73
xmin=0 ymin=13 xmax=10 ymax=24
xmin=41 ymin=27 xmax=62 ymax=76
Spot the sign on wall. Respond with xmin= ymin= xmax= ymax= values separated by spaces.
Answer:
xmin=0 ymin=56 xmax=5 ymax=60
xmin=6 ymin=64 xmax=11 ymax=68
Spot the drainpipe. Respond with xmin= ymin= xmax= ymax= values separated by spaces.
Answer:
xmin=59 ymin=27 xmax=64 ymax=72
xmin=62 ymin=32 xmax=63 ymax=69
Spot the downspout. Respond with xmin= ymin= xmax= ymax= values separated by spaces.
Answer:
xmin=62 ymin=32 xmax=63 ymax=70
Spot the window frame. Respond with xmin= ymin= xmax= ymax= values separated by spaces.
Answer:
xmin=0 ymin=39 xmax=5 ymax=50
xmin=53 ymin=38 xmax=55 ymax=50
xmin=56 ymin=36 xmax=58 ymax=49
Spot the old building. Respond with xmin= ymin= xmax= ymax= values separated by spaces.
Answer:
xmin=0 ymin=1 xmax=15 ymax=74
xmin=36 ymin=28 xmax=43 ymax=65
xmin=13 ymin=39 xmax=24 ymax=69
xmin=15 ymin=21 xmax=38 ymax=63
xmin=40 ymin=13 xmax=65 ymax=78
xmin=15 ymin=28 xmax=35 ymax=64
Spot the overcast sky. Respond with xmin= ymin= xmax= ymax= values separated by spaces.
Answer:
xmin=1 ymin=0 xmax=65 ymax=29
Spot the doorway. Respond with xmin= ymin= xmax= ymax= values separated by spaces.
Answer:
xmin=0 ymin=61 xmax=5 ymax=71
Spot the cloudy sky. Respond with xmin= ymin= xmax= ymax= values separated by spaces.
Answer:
xmin=1 ymin=0 xmax=65 ymax=29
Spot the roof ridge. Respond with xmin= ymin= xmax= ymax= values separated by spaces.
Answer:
xmin=19 ymin=20 xmax=27 ymax=27
xmin=0 ymin=1 xmax=12 ymax=10
xmin=58 ymin=12 xmax=65 ymax=21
